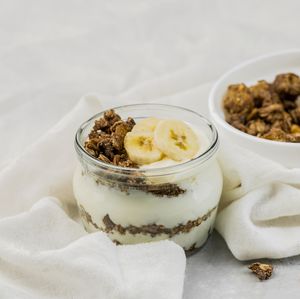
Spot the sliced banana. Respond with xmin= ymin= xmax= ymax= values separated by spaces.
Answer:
xmin=154 ymin=119 xmax=199 ymax=161
xmin=124 ymin=131 xmax=163 ymax=165
xmin=132 ymin=117 xmax=161 ymax=132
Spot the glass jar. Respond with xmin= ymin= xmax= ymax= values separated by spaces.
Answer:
xmin=73 ymin=104 xmax=223 ymax=254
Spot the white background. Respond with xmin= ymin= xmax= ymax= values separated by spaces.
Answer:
xmin=1 ymin=0 xmax=300 ymax=297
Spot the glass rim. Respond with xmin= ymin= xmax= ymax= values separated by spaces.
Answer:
xmin=75 ymin=103 xmax=219 ymax=176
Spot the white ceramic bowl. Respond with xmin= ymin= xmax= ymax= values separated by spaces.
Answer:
xmin=209 ymin=50 xmax=300 ymax=168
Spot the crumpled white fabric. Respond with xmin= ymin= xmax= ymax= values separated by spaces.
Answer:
xmin=2 ymin=73 xmax=300 ymax=298
xmin=0 ymin=197 xmax=185 ymax=299
xmin=216 ymin=143 xmax=300 ymax=260
xmin=0 ymin=95 xmax=185 ymax=299
xmin=2 ymin=1 xmax=300 ymax=298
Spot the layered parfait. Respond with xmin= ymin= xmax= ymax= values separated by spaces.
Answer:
xmin=73 ymin=104 xmax=222 ymax=253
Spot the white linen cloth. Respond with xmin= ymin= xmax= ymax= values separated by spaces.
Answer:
xmin=0 ymin=197 xmax=185 ymax=299
xmin=2 ymin=1 xmax=300 ymax=298
xmin=2 ymin=91 xmax=300 ymax=298
xmin=217 ymin=144 xmax=300 ymax=260
xmin=0 ymin=95 xmax=186 ymax=299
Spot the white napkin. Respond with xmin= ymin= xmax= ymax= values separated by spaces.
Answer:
xmin=0 ymin=95 xmax=185 ymax=299
xmin=216 ymin=142 xmax=300 ymax=260
xmin=0 ymin=197 xmax=185 ymax=299
xmin=2 ymin=83 xmax=300 ymax=298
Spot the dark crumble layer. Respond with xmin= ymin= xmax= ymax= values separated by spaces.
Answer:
xmin=102 ymin=206 xmax=217 ymax=237
xmin=142 ymin=183 xmax=186 ymax=197
xmin=112 ymin=239 xmax=121 ymax=245
xmin=184 ymin=243 xmax=198 ymax=256
xmin=78 ymin=204 xmax=99 ymax=229
xmin=184 ymin=224 xmax=213 ymax=256
xmin=223 ymin=73 xmax=300 ymax=142
xmin=79 ymin=204 xmax=217 ymax=238
xmin=83 ymin=109 xmax=186 ymax=197
xmin=248 ymin=262 xmax=273 ymax=281
xmin=92 ymin=171 xmax=186 ymax=197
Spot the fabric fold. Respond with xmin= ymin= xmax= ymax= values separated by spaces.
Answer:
xmin=0 ymin=94 xmax=102 ymax=218
xmin=216 ymin=142 xmax=300 ymax=260
xmin=0 ymin=96 xmax=186 ymax=299
xmin=0 ymin=197 xmax=185 ymax=299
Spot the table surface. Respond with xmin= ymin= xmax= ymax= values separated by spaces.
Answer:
xmin=1 ymin=1 xmax=300 ymax=297
xmin=184 ymin=232 xmax=300 ymax=298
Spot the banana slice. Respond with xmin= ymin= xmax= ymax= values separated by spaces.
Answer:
xmin=154 ymin=119 xmax=199 ymax=161
xmin=132 ymin=117 xmax=161 ymax=132
xmin=124 ymin=131 xmax=163 ymax=165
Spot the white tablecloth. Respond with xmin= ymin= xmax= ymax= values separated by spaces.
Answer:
xmin=1 ymin=1 xmax=300 ymax=297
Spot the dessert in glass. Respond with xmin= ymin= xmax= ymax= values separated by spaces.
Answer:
xmin=73 ymin=104 xmax=223 ymax=254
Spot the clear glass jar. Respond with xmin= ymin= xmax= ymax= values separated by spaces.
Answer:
xmin=73 ymin=104 xmax=223 ymax=254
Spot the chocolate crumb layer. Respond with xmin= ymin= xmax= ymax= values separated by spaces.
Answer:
xmin=142 ymin=183 xmax=185 ymax=197
xmin=113 ymin=239 xmax=121 ymax=245
xmin=101 ymin=206 xmax=217 ymax=237
xmin=80 ymin=204 xmax=216 ymax=251
xmin=184 ymin=243 xmax=198 ymax=256
xmin=80 ymin=204 xmax=216 ymax=237
xmin=93 ymin=172 xmax=186 ymax=197
xmin=248 ymin=262 xmax=273 ymax=281
xmin=79 ymin=205 xmax=217 ymax=238
xmin=78 ymin=204 xmax=100 ymax=230
xmin=184 ymin=226 xmax=213 ymax=256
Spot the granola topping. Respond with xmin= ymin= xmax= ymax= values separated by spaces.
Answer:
xmin=223 ymin=73 xmax=300 ymax=142
xmin=85 ymin=109 xmax=137 ymax=167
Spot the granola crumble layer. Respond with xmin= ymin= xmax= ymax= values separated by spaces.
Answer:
xmin=78 ymin=203 xmax=217 ymax=251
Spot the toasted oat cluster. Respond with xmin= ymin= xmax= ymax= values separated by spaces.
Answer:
xmin=84 ymin=109 xmax=137 ymax=167
xmin=248 ymin=262 xmax=273 ymax=281
xmin=223 ymin=73 xmax=300 ymax=142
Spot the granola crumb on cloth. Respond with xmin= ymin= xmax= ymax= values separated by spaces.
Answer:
xmin=248 ymin=262 xmax=273 ymax=281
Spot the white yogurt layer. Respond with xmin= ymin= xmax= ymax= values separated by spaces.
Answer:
xmin=73 ymin=123 xmax=223 ymax=250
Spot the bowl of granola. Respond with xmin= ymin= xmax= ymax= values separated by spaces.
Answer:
xmin=209 ymin=50 xmax=300 ymax=168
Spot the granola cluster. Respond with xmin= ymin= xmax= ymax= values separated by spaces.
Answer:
xmin=248 ymin=262 xmax=273 ymax=281
xmin=84 ymin=109 xmax=137 ymax=167
xmin=223 ymin=73 xmax=300 ymax=142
